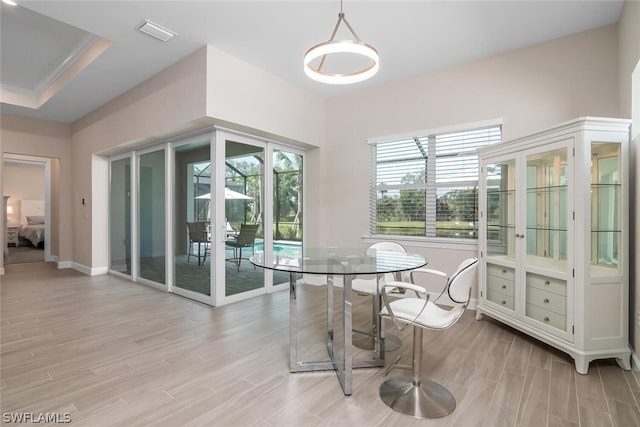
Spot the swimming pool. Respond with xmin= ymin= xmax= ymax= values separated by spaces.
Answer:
xmin=253 ymin=240 xmax=302 ymax=257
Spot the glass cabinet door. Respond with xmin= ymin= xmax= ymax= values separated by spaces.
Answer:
xmin=485 ymin=160 xmax=516 ymax=261
xmin=523 ymin=147 xmax=569 ymax=334
xmin=590 ymin=142 xmax=621 ymax=275
xmin=524 ymin=148 xmax=568 ymax=273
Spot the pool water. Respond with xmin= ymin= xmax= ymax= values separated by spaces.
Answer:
xmin=254 ymin=240 xmax=302 ymax=257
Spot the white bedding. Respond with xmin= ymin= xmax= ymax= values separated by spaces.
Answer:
xmin=19 ymin=224 xmax=45 ymax=248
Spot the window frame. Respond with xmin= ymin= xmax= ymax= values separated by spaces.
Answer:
xmin=368 ymin=119 xmax=502 ymax=244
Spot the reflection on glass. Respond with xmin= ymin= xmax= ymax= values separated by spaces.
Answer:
xmin=486 ymin=160 xmax=515 ymax=259
xmin=138 ymin=150 xmax=166 ymax=285
xmin=224 ymin=140 xmax=264 ymax=296
xmin=525 ymin=148 xmax=567 ymax=267
xmin=110 ymin=157 xmax=131 ymax=275
xmin=174 ymin=141 xmax=210 ymax=295
xmin=591 ymin=143 xmax=620 ymax=271
xmin=273 ymin=149 xmax=303 ymax=285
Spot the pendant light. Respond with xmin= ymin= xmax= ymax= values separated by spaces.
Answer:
xmin=304 ymin=0 xmax=379 ymax=85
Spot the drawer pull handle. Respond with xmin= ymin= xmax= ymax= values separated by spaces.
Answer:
xmin=501 ymin=300 xmax=507 ymax=305
xmin=502 ymin=269 xmax=507 ymax=274
xmin=543 ymin=298 xmax=549 ymax=303
xmin=544 ymin=317 xmax=550 ymax=322
xmin=545 ymin=280 xmax=550 ymax=285
xmin=501 ymin=285 xmax=507 ymax=289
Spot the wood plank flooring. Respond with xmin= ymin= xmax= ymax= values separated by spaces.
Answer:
xmin=2 ymin=262 xmax=639 ymax=426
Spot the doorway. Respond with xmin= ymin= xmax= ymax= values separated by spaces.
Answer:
xmin=2 ymin=155 xmax=52 ymax=265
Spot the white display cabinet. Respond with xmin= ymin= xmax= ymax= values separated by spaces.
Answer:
xmin=476 ymin=117 xmax=631 ymax=374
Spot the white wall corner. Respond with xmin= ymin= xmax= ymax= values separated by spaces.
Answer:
xmin=70 ymin=262 xmax=107 ymax=276
xmin=57 ymin=260 xmax=73 ymax=270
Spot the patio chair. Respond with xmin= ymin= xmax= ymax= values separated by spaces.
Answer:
xmin=225 ymin=223 xmax=260 ymax=272
xmin=187 ymin=221 xmax=210 ymax=266
xmin=226 ymin=222 xmax=239 ymax=239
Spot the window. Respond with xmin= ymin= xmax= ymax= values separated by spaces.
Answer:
xmin=370 ymin=123 xmax=501 ymax=240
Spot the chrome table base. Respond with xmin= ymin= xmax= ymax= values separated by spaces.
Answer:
xmin=289 ymin=272 xmax=385 ymax=395
xmin=352 ymin=331 xmax=401 ymax=352
xmin=379 ymin=376 xmax=456 ymax=419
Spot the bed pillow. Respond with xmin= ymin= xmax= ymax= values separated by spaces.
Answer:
xmin=26 ymin=216 xmax=45 ymax=225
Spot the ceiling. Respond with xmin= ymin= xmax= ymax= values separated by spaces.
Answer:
xmin=0 ymin=0 xmax=625 ymax=124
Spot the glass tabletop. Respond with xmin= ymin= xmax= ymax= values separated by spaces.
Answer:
xmin=249 ymin=247 xmax=427 ymax=275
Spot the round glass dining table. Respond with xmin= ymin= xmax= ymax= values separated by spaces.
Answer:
xmin=250 ymin=246 xmax=427 ymax=396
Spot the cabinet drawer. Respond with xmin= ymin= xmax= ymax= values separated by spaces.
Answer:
xmin=487 ymin=275 xmax=515 ymax=297
xmin=526 ymin=273 xmax=566 ymax=296
xmin=486 ymin=288 xmax=515 ymax=310
xmin=525 ymin=304 xmax=566 ymax=331
xmin=526 ymin=287 xmax=566 ymax=315
xmin=487 ymin=264 xmax=515 ymax=281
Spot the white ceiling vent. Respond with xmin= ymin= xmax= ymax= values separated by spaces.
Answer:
xmin=137 ymin=20 xmax=176 ymax=42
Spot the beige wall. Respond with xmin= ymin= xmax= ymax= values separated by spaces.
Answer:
xmin=618 ymin=0 xmax=640 ymax=360
xmin=69 ymin=48 xmax=209 ymax=270
xmin=318 ymin=24 xmax=621 ymax=293
xmin=68 ymin=45 xmax=325 ymax=271
xmin=0 ymin=115 xmax=73 ymax=265
xmin=205 ymin=45 xmax=325 ymax=149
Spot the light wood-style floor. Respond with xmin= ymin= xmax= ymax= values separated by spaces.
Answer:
xmin=2 ymin=262 xmax=639 ymax=426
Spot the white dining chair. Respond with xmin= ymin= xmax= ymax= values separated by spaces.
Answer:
xmin=378 ymin=258 xmax=478 ymax=419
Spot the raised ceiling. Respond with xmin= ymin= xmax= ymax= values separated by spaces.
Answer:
xmin=0 ymin=1 xmax=625 ymax=124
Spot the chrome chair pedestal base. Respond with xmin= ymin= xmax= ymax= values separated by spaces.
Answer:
xmin=352 ymin=331 xmax=401 ymax=352
xmin=379 ymin=376 xmax=456 ymax=419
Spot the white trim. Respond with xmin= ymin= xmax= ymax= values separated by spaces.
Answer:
xmin=165 ymin=143 xmax=174 ymax=294
xmin=214 ymin=129 xmax=268 ymax=306
xmin=57 ymin=260 xmax=73 ymax=269
xmin=130 ymin=151 xmax=139 ymax=281
xmin=367 ymin=118 xmax=503 ymax=145
xmin=70 ymin=262 xmax=107 ymax=276
xmin=171 ymin=286 xmax=213 ymax=306
xmin=0 ymin=267 xmax=5 ymax=275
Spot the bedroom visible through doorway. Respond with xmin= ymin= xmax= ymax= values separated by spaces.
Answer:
xmin=2 ymin=155 xmax=51 ymax=265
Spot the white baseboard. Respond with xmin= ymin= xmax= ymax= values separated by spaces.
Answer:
xmin=57 ymin=261 xmax=73 ymax=269
xmin=69 ymin=262 xmax=108 ymax=276
xmin=0 ymin=266 xmax=4 ymax=276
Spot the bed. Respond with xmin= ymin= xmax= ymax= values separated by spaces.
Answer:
xmin=19 ymin=200 xmax=45 ymax=248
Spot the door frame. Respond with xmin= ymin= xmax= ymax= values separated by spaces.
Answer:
xmin=2 ymin=154 xmax=52 ymax=263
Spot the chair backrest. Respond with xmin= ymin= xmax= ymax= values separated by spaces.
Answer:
xmin=187 ymin=221 xmax=209 ymax=242
xmin=447 ymin=258 xmax=479 ymax=304
xmin=235 ymin=223 xmax=260 ymax=246
xmin=370 ymin=241 xmax=406 ymax=252
xmin=369 ymin=241 xmax=407 ymax=283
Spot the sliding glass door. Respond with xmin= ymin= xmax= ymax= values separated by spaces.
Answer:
xmin=109 ymin=129 xmax=305 ymax=306
xmin=272 ymin=149 xmax=303 ymax=285
xmin=221 ymin=135 xmax=265 ymax=300
xmin=137 ymin=148 xmax=166 ymax=287
xmin=173 ymin=139 xmax=212 ymax=301
xmin=110 ymin=156 xmax=131 ymax=276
